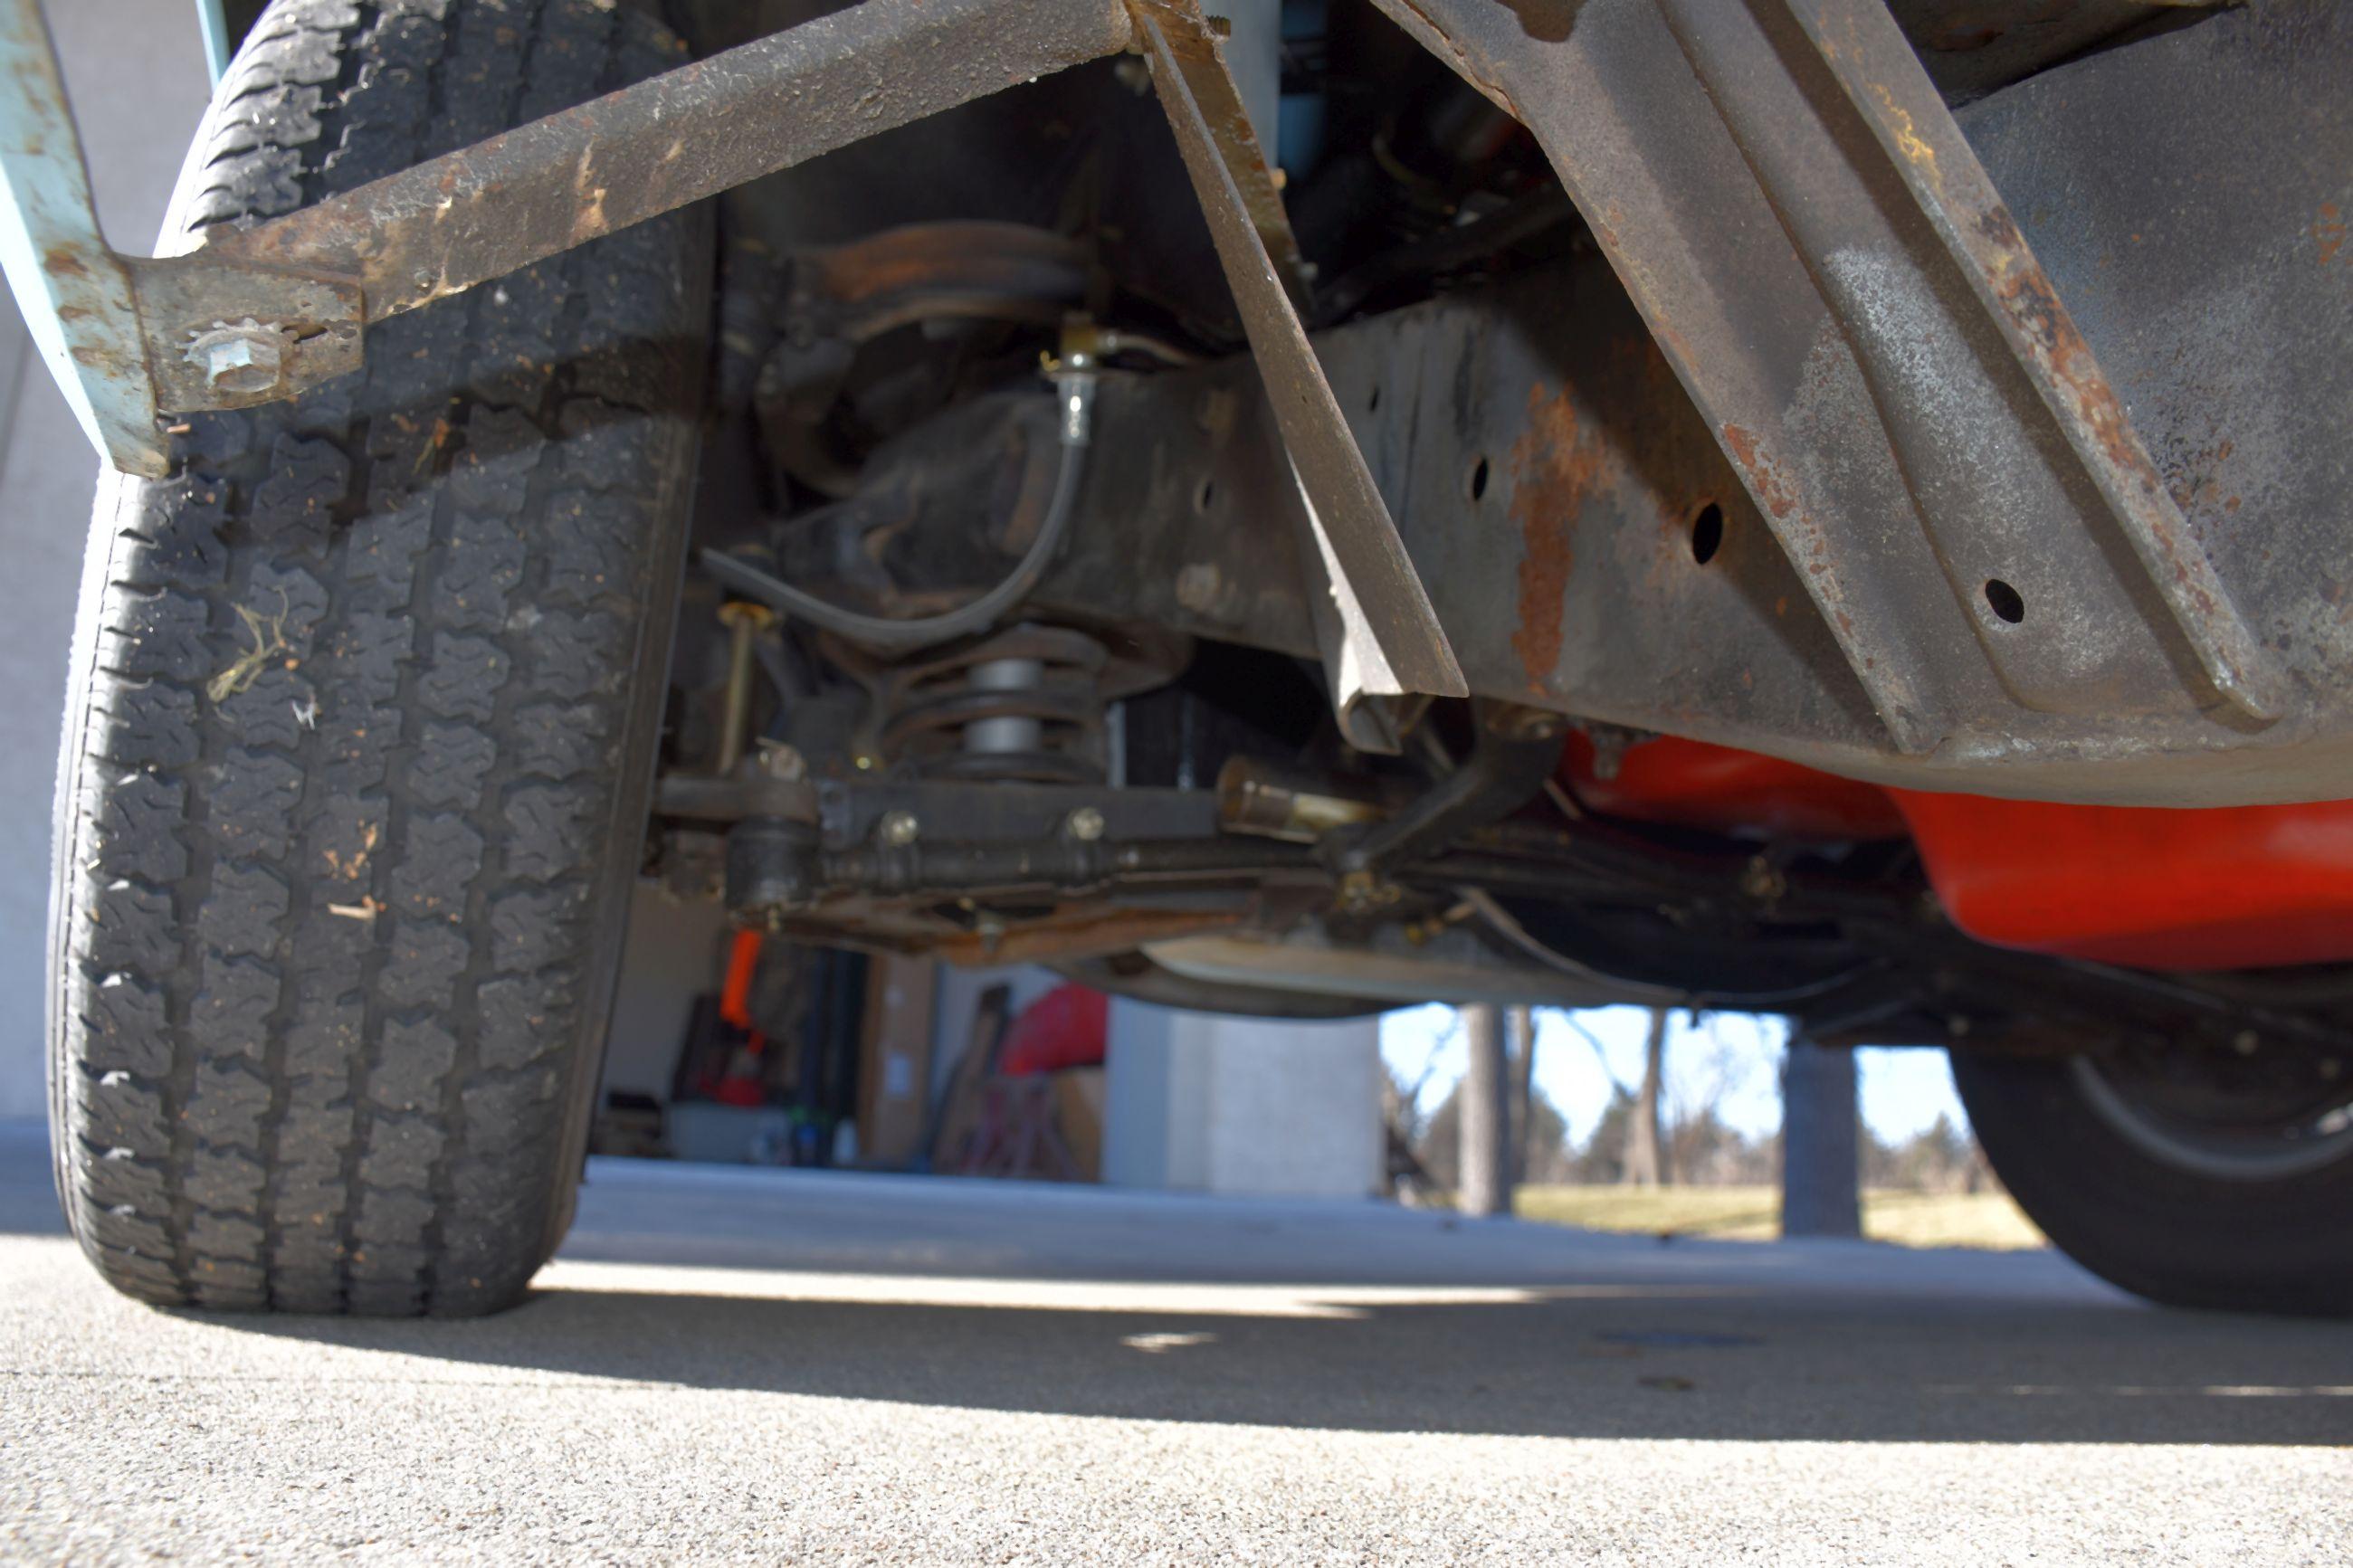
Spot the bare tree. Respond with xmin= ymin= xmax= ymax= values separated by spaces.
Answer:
xmin=1624 ymin=1008 xmax=1667 ymax=1188
xmin=1663 ymin=1014 xmax=1759 ymax=1184
xmin=1381 ymin=1011 xmax=1461 ymax=1199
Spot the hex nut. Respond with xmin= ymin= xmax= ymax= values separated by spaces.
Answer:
xmin=877 ymin=810 xmax=921 ymax=848
xmin=185 ymin=318 xmax=285 ymax=396
xmin=1066 ymin=806 xmax=1107 ymax=842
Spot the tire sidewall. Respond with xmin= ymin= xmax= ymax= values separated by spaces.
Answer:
xmin=1952 ymin=1049 xmax=2353 ymax=1314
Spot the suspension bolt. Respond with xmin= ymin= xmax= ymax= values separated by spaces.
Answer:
xmin=1065 ymin=806 xmax=1106 ymax=842
xmin=757 ymin=742 xmax=806 ymax=783
xmin=2232 ymin=1029 xmax=2260 ymax=1057
xmin=877 ymin=810 xmax=921 ymax=849
xmin=185 ymin=318 xmax=286 ymax=396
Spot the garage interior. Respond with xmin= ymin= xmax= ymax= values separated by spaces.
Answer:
xmin=595 ymin=892 xmax=1386 ymax=1197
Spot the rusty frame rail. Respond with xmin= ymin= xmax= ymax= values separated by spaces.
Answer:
xmin=1368 ymin=0 xmax=2282 ymax=750
xmin=1030 ymin=0 xmax=2353 ymax=806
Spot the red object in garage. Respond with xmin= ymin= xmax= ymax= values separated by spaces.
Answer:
xmin=1562 ymin=731 xmax=1908 ymax=841
xmin=997 ymin=983 xmax=1109 ymax=1076
xmin=1564 ymin=729 xmax=2353 ymax=971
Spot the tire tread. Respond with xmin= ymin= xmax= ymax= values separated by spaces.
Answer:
xmin=51 ymin=0 xmax=704 ymax=1316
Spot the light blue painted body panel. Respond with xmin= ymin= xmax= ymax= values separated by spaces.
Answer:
xmin=0 ymin=0 xmax=167 ymax=476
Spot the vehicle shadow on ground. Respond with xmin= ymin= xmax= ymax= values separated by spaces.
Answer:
xmin=12 ymin=1124 xmax=2347 ymax=1448
xmin=189 ymin=1267 xmax=2353 ymax=1447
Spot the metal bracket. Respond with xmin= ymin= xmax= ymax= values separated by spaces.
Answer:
xmin=1371 ymin=0 xmax=2279 ymax=745
xmin=1 ymin=0 xmax=164 ymax=475
xmin=1783 ymin=0 xmax=2280 ymax=723
xmin=1129 ymin=0 xmax=1468 ymax=724
xmin=2 ymin=0 xmax=1136 ymax=476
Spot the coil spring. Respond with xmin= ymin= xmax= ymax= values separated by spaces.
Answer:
xmin=872 ymin=623 xmax=1112 ymax=784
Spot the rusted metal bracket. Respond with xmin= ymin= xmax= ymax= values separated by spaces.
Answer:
xmin=1129 ymin=0 xmax=1467 ymax=732
xmin=1371 ymin=0 xmax=2280 ymax=746
xmin=3 ymin=0 xmax=1134 ymax=477
xmin=1 ymin=0 xmax=166 ymax=477
xmin=1784 ymin=0 xmax=2280 ymax=723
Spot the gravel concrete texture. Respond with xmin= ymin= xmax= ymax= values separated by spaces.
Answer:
xmin=3 ymin=1121 xmax=2349 ymax=1564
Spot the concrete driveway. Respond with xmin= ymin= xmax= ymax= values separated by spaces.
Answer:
xmin=3 ymin=1122 xmax=2348 ymax=1563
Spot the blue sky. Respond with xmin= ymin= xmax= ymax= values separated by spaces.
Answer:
xmin=1379 ymin=1003 xmax=1968 ymax=1146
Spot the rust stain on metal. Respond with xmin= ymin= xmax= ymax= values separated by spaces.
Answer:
xmin=1973 ymin=203 xmax=2022 ymax=250
xmin=1507 ymin=384 xmax=1605 ymax=690
xmin=2315 ymin=202 xmax=2347 ymax=267
xmin=42 ymin=246 xmax=87 ymax=277
xmin=1902 ymin=66 xmax=2276 ymax=717
xmin=1992 ymin=261 xmax=2218 ymax=613
xmin=2169 ymin=437 xmax=2237 ymax=518
xmin=1719 ymin=423 xmax=1796 ymax=521
xmin=1869 ymin=81 xmax=1939 ymax=176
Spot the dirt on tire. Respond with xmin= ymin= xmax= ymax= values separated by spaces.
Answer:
xmin=48 ymin=0 xmax=710 ymax=1316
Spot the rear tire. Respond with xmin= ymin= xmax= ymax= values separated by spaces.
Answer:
xmin=47 ymin=0 xmax=710 ymax=1315
xmin=1952 ymin=1048 xmax=2353 ymax=1316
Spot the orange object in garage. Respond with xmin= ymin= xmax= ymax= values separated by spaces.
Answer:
xmin=719 ymin=927 xmax=764 ymax=1031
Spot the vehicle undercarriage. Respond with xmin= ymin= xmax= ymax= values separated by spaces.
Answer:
xmin=18 ymin=0 xmax=2353 ymax=1314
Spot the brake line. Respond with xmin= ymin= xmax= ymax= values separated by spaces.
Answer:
xmin=700 ymin=365 xmax=1097 ymax=651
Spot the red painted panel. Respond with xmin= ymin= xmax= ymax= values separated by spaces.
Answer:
xmin=1889 ymin=790 xmax=2353 ymax=971
xmin=1562 ymin=732 xmax=1908 ymax=841
xmin=1561 ymin=730 xmax=2353 ymax=970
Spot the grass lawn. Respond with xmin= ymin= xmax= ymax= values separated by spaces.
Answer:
xmin=1510 ymin=1183 xmax=2046 ymax=1251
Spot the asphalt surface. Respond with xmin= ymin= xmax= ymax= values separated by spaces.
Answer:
xmin=4 ymin=1120 xmax=2349 ymax=1563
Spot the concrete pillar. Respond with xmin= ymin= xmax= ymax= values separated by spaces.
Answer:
xmin=1103 ymin=1000 xmax=1382 ymax=1198
xmin=1457 ymin=1003 xmax=1510 ymax=1217
xmin=1507 ymin=1004 xmax=1536 ymax=1184
xmin=1781 ymin=1037 xmax=1861 ymax=1238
